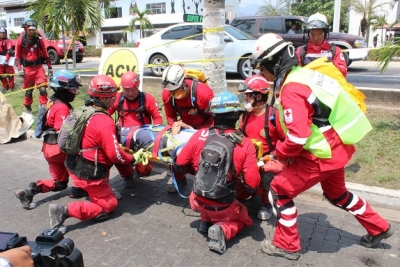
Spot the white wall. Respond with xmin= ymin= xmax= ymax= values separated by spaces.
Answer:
xmin=348 ymin=1 xmax=398 ymax=47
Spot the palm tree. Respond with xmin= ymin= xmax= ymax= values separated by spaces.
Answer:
xmin=257 ymin=0 xmax=290 ymax=16
xmin=128 ymin=7 xmax=153 ymax=39
xmin=27 ymin=0 xmax=108 ymax=70
xmin=371 ymin=15 xmax=388 ymax=45
xmin=203 ymin=0 xmax=226 ymax=94
xmin=348 ymin=0 xmax=393 ymax=46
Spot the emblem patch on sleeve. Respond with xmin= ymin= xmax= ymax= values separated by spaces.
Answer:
xmin=284 ymin=108 xmax=293 ymax=123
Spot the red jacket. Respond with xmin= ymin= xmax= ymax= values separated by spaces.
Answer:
xmin=162 ymin=79 xmax=214 ymax=129
xmin=80 ymin=112 xmax=133 ymax=166
xmin=295 ymin=40 xmax=347 ymax=77
xmin=15 ymin=34 xmax=51 ymax=69
xmin=175 ymin=127 xmax=261 ymax=194
xmin=108 ymin=92 xmax=163 ymax=127
xmin=239 ymin=107 xmax=285 ymax=155
xmin=45 ymin=101 xmax=70 ymax=131
xmin=0 ymin=38 xmax=14 ymax=62
xmin=275 ymin=81 xmax=355 ymax=172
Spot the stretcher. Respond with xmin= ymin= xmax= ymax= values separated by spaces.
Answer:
xmin=120 ymin=125 xmax=264 ymax=166
xmin=120 ymin=125 xmax=196 ymax=165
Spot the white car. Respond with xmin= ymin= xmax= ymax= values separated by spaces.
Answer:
xmin=136 ymin=22 xmax=256 ymax=79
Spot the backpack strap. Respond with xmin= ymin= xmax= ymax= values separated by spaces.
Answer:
xmin=190 ymin=79 xmax=209 ymax=121
xmin=264 ymin=106 xmax=276 ymax=154
xmin=152 ymin=125 xmax=171 ymax=161
xmin=300 ymin=44 xmax=307 ymax=66
xmin=240 ymin=113 xmax=251 ymax=135
xmin=330 ymin=43 xmax=336 ymax=62
xmin=116 ymin=94 xmax=125 ymax=125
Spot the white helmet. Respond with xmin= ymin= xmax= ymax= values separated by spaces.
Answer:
xmin=161 ymin=65 xmax=185 ymax=91
xmin=252 ymin=33 xmax=289 ymax=62
xmin=307 ymin=12 xmax=329 ymax=31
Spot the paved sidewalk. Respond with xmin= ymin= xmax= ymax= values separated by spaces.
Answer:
xmin=1 ymin=136 xmax=399 ymax=267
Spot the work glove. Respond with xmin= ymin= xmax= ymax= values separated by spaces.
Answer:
xmin=132 ymin=148 xmax=145 ymax=165
xmin=262 ymin=159 xmax=285 ymax=174
xmin=48 ymin=69 xmax=53 ymax=78
xmin=18 ymin=68 xmax=25 ymax=78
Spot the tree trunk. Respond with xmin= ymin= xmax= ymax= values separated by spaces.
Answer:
xmin=203 ymin=0 xmax=226 ymax=94
xmin=71 ymin=9 xmax=77 ymax=70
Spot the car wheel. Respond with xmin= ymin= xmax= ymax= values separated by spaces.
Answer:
xmin=238 ymin=57 xmax=253 ymax=79
xmin=149 ymin=54 xmax=168 ymax=77
xmin=47 ymin=49 xmax=60 ymax=65
xmin=76 ymin=55 xmax=84 ymax=63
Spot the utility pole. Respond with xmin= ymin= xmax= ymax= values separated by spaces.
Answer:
xmin=333 ymin=0 xmax=341 ymax=32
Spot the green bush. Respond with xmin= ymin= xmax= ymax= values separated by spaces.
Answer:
xmin=367 ymin=47 xmax=400 ymax=61
xmin=84 ymin=46 xmax=103 ymax=57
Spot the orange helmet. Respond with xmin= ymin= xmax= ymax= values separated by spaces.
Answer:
xmin=88 ymin=75 xmax=118 ymax=98
xmin=120 ymin=71 xmax=140 ymax=89
xmin=239 ymin=74 xmax=270 ymax=94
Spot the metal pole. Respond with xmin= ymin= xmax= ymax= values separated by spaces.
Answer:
xmin=333 ymin=0 xmax=341 ymax=32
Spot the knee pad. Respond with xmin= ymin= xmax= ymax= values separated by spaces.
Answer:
xmin=268 ymin=188 xmax=294 ymax=220
xmin=25 ymin=89 xmax=33 ymax=98
xmin=53 ymin=181 xmax=68 ymax=192
xmin=324 ymin=191 xmax=352 ymax=209
xmin=39 ymin=87 xmax=47 ymax=96
xmin=260 ymin=171 xmax=275 ymax=190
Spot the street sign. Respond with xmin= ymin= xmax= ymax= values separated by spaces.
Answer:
xmin=183 ymin=14 xmax=203 ymax=23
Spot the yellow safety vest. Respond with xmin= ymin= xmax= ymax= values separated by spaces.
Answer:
xmin=279 ymin=66 xmax=372 ymax=158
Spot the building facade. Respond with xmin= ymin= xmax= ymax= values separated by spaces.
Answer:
xmin=0 ymin=0 xmax=240 ymax=47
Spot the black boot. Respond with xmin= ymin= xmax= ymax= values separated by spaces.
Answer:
xmin=15 ymin=182 xmax=42 ymax=209
xmin=53 ymin=181 xmax=68 ymax=192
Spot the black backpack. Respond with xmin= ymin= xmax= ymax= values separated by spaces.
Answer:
xmin=116 ymin=92 xmax=149 ymax=126
xmin=193 ymin=128 xmax=243 ymax=204
xmin=299 ymin=43 xmax=336 ymax=65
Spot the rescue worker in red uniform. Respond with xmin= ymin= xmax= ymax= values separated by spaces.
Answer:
xmin=15 ymin=18 xmax=53 ymax=112
xmin=14 ymin=70 xmax=87 ymax=209
xmin=0 ymin=27 xmax=15 ymax=92
xmin=108 ymin=71 xmax=163 ymax=188
xmin=47 ymin=75 xmax=144 ymax=233
xmin=173 ymin=91 xmax=260 ymax=254
xmin=252 ymin=33 xmax=393 ymax=260
xmin=238 ymin=74 xmax=286 ymax=221
xmin=161 ymin=64 xmax=214 ymax=129
xmin=161 ymin=64 xmax=214 ymax=193
xmin=295 ymin=12 xmax=347 ymax=77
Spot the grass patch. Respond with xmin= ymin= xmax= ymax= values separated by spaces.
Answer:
xmin=4 ymin=76 xmax=400 ymax=190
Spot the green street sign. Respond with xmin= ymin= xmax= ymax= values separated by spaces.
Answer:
xmin=183 ymin=14 xmax=203 ymax=23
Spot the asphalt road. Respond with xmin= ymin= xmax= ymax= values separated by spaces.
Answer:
xmin=55 ymin=58 xmax=400 ymax=90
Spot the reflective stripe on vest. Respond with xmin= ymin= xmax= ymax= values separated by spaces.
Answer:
xmin=279 ymin=66 xmax=372 ymax=159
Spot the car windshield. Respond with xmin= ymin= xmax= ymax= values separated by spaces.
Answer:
xmin=224 ymin=25 xmax=255 ymax=40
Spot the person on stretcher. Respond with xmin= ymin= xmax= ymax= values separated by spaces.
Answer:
xmin=120 ymin=121 xmax=196 ymax=161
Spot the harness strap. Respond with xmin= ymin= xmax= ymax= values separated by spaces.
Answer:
xmin=124 ymin=127 xmax=138 ymax=152
xmin=152 ymin=125 xmax=171 ymax=160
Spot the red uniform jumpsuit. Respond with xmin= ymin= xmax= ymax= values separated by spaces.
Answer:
xmin=67 ymin=112 xmax=134 ymax=220
xmin=295 ymin=40 xmax=347 ymax=77
xmin=109 ymin=91 xmax=163 ymax=176
xmin=0 ymin=37 xmax=15 ymax=90
xmin=238 ymin=107 xmax=286 ymax=203
xmin=15 ymin=35 xmax=52 ymax=107
xmin=270 ymin=81 xmax=390 ymax=252
xmin=36 ymin=101 xmax=70 ymax=192
xmin=175 ymin=128 xmax=260 ymax=240
xmin=162 ymin=79 xmax=214 ymax=130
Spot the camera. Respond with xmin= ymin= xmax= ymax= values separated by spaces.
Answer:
xmin=0 ymin=229 xmax=84 ymax=267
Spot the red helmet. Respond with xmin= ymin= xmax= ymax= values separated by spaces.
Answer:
xmin=120 ymin=71 xmax=140 ymax=89
xmin=88 ymin=75 xmax=118 ymax=98
xmin=238 ymin=74 xmax=270 ymax=94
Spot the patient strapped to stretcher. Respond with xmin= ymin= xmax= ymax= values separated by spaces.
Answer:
xmin=120 ymin=122 xmax=196 ymax=163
